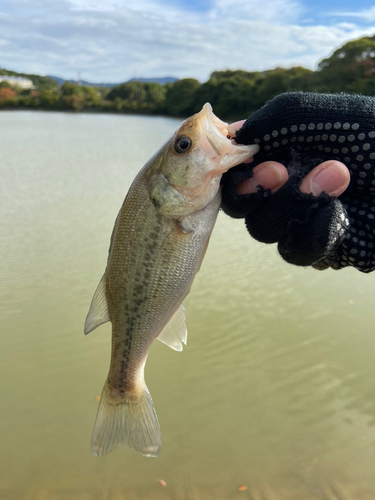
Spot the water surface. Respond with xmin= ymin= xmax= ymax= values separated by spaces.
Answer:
xmin=1 ymin=111 xmax=375 ymax=499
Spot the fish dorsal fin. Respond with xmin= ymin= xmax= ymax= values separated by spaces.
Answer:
xmin=157 ymin=304 xmax=187 ymax=351
xmin=84 ymin=275 xmax=110 ymax=335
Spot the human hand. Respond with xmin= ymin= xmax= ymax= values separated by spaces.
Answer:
xmin=228 ymin=120 xmax=350 ymax=198
xmin=221 ymin=92 xmax=375 ymax=272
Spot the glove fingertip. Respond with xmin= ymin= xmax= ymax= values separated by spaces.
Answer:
xmin=278 ymin=199 xmax=350 ymax=267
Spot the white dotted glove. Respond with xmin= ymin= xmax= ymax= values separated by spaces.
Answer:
xmin=221 ymin=92 xmax=375 ymax=272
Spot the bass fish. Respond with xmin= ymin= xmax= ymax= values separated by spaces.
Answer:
xmin=85 ymin=103 xmax=259 ymax=457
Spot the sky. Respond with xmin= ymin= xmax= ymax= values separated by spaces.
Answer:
xmin=2 ymin=0 xmax=375 ymax=83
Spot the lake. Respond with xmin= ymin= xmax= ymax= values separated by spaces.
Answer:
xmin=1 ymin=110 xmax=375 ymax=500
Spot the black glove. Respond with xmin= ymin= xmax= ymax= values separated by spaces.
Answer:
xmin=221 ymin=92 xmax=375 ymax=273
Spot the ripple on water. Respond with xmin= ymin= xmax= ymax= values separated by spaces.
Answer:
xmin=1 ymin=112 xmax=375 ymax=496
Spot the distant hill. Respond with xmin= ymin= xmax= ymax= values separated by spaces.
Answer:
xmin=127 ymin=77 xmax=178 ymax=85
xmin=47 ymin=75 xmax=178 ymax=87
xmin=0 ymin=66 xmax=178 ymax=89
xmin=46 ymin=76 xmax=117 ymax=88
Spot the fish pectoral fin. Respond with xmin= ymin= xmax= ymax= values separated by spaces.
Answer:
xmin=84 ymin=274 xmax=110 ymax=335
xmin=157 ymin=304 xmax=187 ymax=351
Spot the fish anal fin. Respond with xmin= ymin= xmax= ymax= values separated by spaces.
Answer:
xmin=157 ymin=304 xmax=187 ymax=352
xmin=84 ymin=275 xmax=110 ymax=335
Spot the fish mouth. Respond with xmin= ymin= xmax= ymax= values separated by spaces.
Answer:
xmin=201 ymin=103 xmax=229 ymax=140
xmin=197 ymin=102 xmax=259 ymax=171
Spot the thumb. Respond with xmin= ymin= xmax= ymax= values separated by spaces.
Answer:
xmin=299 ymin=161 xmax=350 ymax=197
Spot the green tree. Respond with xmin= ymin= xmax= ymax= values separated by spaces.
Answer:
xmin=107 ymin=81 xmax=166 ymax=113
xmin=81 ymin=86 xmax=102 ymax=107
xmin=0 ymin=80 xmax=11 ymax=89
xmin=40 ymin=90 xmax=60 ymax=109
xmin=165 ymin=78 xmax=200 ymax=116
xmin=256 ymin=67 xmax=314 ymax=105
xmin=59 ymin=82 xmax=102 ymax=110
xmin=144 ymin=82 xmax=167 ymax=111
xmin=193 ymin=70 xmax=264 ymax=120
xmin=316 ymin=35 xmax=375 ymax=93
xmin=60 ymin=82 xmax=85 ymax=110
xmin=107 ymin=82 xmax=146 ymax=107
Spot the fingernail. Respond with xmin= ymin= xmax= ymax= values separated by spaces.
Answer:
xmin=310 ymin=162 xmax=349 ymax=196
xmin=236 ymin=163 xmax=284 ymax=195
xmin=249 ymin=163 xmax=284 ymax=192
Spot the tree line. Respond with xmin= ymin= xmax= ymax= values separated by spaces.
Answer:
xmin=1 ymin=35 xmax=375 ymax=121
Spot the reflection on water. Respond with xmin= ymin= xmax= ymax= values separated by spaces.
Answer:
xmin=1 ymin=111 xmax=375 ymax=499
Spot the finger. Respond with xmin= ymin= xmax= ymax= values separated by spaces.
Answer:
xmin=299 ymin=161 xmax=350 ymax=197
xmin=236 ymin=161 xmax=289 ymax=195
xmin=227 ymin=120 xmax=246 ymax=137
xmin=227 ymin=120 xmax=258 ymax=164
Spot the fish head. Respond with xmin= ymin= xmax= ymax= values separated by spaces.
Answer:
xmin=149 ymin=103 xmax=259 ymax=217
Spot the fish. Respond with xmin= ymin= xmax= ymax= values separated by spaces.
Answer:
xmin=84 ymin=103 xmax=259 ymax=457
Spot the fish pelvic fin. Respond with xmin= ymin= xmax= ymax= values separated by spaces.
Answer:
xmin=84 ymin=274 xmax=110 ymax=335
xmin=157 ymin=304 xmax=187 ymax=351
xmin=91 ymin=381 xmax=161 ymax=458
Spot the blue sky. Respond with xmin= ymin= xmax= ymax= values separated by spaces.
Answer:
xmin=1 ymin=0 xmax=375 ymax=83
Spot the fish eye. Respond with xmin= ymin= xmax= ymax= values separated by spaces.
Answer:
xmin=174 ymin=135 xmax=192 ymax=154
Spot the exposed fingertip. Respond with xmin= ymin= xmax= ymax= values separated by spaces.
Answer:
xmin=227 ymin=120 xmax=246 ymax=137
xmin=301 ymin=161 xmax=350 ymax=197
xmin=236 ymin=162 xmax=288 ymax=195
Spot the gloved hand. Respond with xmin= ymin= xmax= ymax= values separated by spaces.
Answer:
xmin=221 ymin=92 xmax=375 ymax=273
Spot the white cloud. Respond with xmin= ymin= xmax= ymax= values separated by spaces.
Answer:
xmin=0 ymin=0 xmax=374 ymax=82
xmin=213 ymin=0 xmax=303 ymax=23
xmin=331 ymin=6 xmax=375 ymax=22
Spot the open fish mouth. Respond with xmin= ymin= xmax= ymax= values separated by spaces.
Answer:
xmin=201 ymin=102 xmax=230 ymax=140
xmin=196 ymin=102 xmax=259 ymax=168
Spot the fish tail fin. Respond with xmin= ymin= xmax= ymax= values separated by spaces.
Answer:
xmin=91 ymin=381 xmax=161 ymax=457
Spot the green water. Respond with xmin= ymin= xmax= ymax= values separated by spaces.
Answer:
xmin=1 ymin=111 xmax=375 ymax=499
